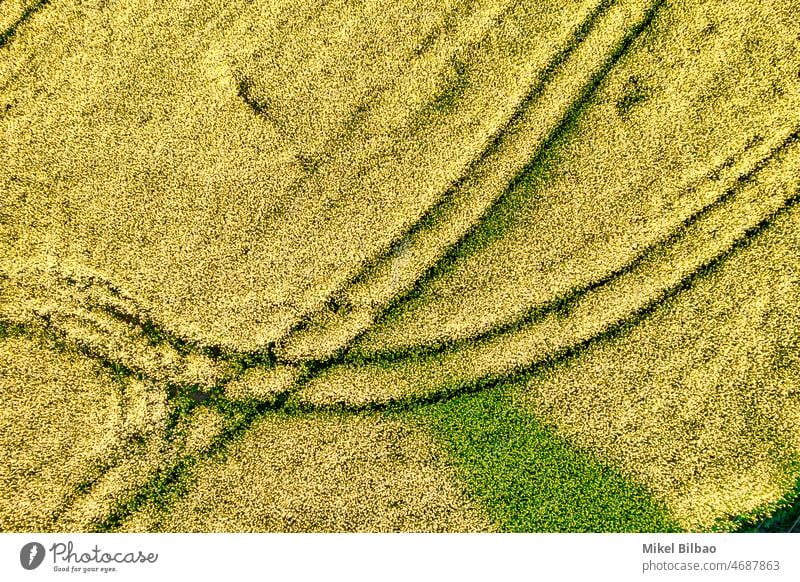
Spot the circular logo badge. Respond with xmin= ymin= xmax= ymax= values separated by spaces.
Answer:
xmin=20 ymin=542 xmax=46 ymax=570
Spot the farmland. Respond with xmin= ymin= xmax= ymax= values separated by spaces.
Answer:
xmin=1 ymin=0 xmax=799 ymax=532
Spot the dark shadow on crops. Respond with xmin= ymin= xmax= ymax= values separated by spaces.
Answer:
xmin=428 ymin=57 xmax=471 ymax=115
xmin=615 ymin=74 xmax=649 ymax=117
xmin=41 ymin=271 xmax=275 ymax=371
xmin=94 ymin=297 xmax=273 ymax=370
xmin=235 ymin=76 xmax=276 ymax=122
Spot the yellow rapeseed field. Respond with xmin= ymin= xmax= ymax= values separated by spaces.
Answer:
xmin=294 ymin=134 xmax=800 ymax=407
xmin=4 ymin=0 xmax=615 ymax=352
xmin=1 ymin=0 xmax=798 ymax=532
xmin=120 ymin=413 xmax=494 ymax=532
xmin=512 ymin=201 xmax=800 ymax=530
xmin=0 ymin=334 xmax=167 ymax=531
xmin=350 ymin=0 xmax=800 ymax=356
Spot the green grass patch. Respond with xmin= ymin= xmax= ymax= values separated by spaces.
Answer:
xmin=411 ymin=385 xmax=680 ymax=532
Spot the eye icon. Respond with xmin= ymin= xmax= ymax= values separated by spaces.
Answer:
xmin=20 ymin=542 xmax=46 ymax=570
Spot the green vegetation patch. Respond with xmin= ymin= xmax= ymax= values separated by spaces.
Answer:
xmin=411 ymin=386 xmax=679 ymax=532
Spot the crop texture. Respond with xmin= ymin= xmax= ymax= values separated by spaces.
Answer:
xmin=1 ymin=0 xmax=799 ymax=532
